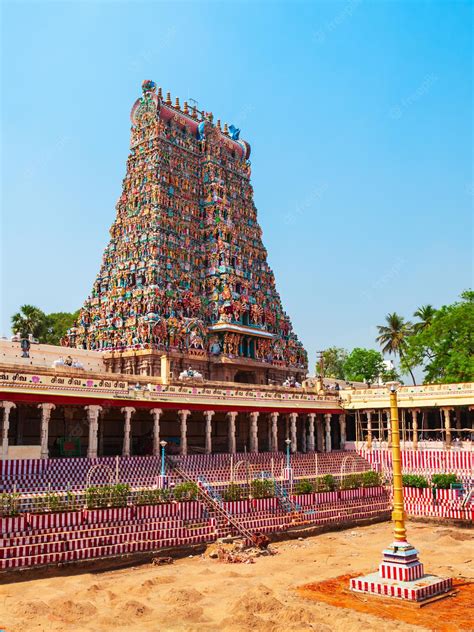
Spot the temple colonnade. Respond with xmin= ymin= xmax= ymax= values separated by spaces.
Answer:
xmin=0 ymin=401 xmax=345 ymax=458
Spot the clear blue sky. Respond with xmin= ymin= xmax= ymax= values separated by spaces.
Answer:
xmin=1 ymin=1 xmax=472 ymax=373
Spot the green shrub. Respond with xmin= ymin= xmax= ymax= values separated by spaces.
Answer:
xmin=136 ymin=489 xmax=164 ymax=505
xmin=0 ymin=492 xmax=20 ymax=517
xmin=313 ymin=474 xmax=336 ymax=492
xmin=361 ymin=471 xmax=381 ymax=488
xmin=402 ymin=474 xmax=429 ymax=489
xmin=250 ymin=479 xmax=274 ymax=499
xmin=222 ymin=483 xmax=243 ymax=501
xmin=86 ymin=484 xmax=131 ymax=509
xmin=173 ymin=482 xmax=199 ymax=501
xmin=340 ymin=474 xmax=363 ymax=490
xmin=294 ymin=479 xmax=313 ymax=495
xmin=110 ymin=483 xmax=130 ymax=507
xmin=45 ymin=492 xmax=63 ymax=513
xmin=431 ymin=474 xmax=459 ymax=489
xmin=65 ymin=490 xmax=77 ymax=511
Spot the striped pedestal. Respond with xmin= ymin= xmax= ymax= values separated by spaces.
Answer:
xmin=350 ymin=573 xmax=452 ymax=601
xmin=350 ymin=542 xmax=452 ymax=602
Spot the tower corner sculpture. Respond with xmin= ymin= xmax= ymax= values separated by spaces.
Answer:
xmin=63 ymin=80 xmax=308 ymax=384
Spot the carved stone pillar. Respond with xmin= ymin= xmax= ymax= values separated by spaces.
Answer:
xmin=178 ymin=410 xmax=190 ymax=455
xmin=38 ymin=403 xmax=55 ymax=459
xmin=301 ymin=417 xmax=307 ymax=453
xmin=249 ymin=412 xmax=259 ymax=454
xmin=324 ymin=413 xmax=332 ymax=453
xmin=204 ymin=410 xmax=215 ymax=454
xmin=270 ymin=412 xmax=279 ymax=452
xmin=150 ymin=408 xmax=162 ymax=456
xmin=85 ymin=405 xmax=102 ymax=459
xmin=307 ymin=413 xmax=316 ymax=452
xmin=366 ymin=410 xmax=373 ymax=449
xmin=289 ymin=413 xmax=298 ymax=453
xmin=1 ymin=402 xmax=16 ymax=458
xmin=121 ymin=407 xmax=136 ymax=456
xmin=267 ymin=415 xmax=272 ymax=452
xmin=339 ymin=413 xmax=346 ymax=449
xmin=455 ymin=408 xmax=462 ymax=435
xmin=442 ymin=407 xmax=453 ymax=449
xmin=227 ymin=412 xmax=237 ymax=454
xmin=316 ymin=415 xmax=324 ymax=452
xmin=411 ymin=408 xmax=419 ymax=450
xmin=64 ymin=407 xmax=75 ymax=437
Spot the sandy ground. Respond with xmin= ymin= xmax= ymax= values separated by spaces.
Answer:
xmin=0 ymin=521 xmax=472 ymax=632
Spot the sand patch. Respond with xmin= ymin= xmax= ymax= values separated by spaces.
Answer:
xmin=162 ymin=587 xmax=204 ymax=605
xmin=10 ymin=600 xmax=50 ymax=619
xmin=122 ymin=600 xmax=153 ymax=618
xmin=231 ymin=584 xmax=284 ymax=616
xmin=49 ymin=598 xmax=97 ymax=622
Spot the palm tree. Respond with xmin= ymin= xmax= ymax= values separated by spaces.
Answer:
xmin=376 ymin=312 xmax=416 ymax=385
xmin=11 ymin=305 xmax=47 ymax=340
xmin=413 ymin=304 xmax=436 ymax=334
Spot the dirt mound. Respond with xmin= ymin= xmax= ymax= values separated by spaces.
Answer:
xmin=50 ymin=599 xmax=97 ymax=621
xmin=231 ymin=584 xmax=284 ymax=616
xmin=162 ymin=587 xmax=204 ymax=605
xmin=11 ymin=600 xmax=50 ymax=619
xmin=140 ymin=576 xmax=175 ymax=590
xmin=122 ymin=600 xmax=153 ymax=618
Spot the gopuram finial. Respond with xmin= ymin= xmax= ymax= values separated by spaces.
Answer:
xmin=166 ymin=91 xmax=172 ymax=105
xmin=141 ymin=80 xmax=156 ymax=94
xmin=224 ymin=122 xmax=229 ymax=134
xmin=157 ymin=87 xmax=163 ymax=99
xmin=175 ymin=96 xmax=180 ymax=109
xmin=183 ymin=101 xmax=189 ymax=114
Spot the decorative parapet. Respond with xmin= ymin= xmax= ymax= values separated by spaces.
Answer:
xmin=341 ymin=382 xmax=474 ymax=410
xmin=0 ymin=364 xmax=341 ymax=412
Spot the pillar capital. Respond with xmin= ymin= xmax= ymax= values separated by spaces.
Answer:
xmin=38 ymin=402 xmax=55 ymax=414
xmin=203 ymin=410 xmax=215 ymax=420
xmin=307 ymin=412 xmax=316 ymax=420
xmin=1 ymin=401 xmax=16 ymax=413
xmin=178 ymin=409 xmax=191 ymax=419
xmin=121 ymin=406 xmax=136 ymax=416
xmin=85 ymin=405 xmax=102 ymax=418
xmin=249 ymin=411 xmax=259 ymax=420
xmin=227 ymin=411 xmax=238 ymax=421
xmin=150 ymin=408 xmax=163 ymax=419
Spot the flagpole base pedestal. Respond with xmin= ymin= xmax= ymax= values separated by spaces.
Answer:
xmin=350 ymin=541 xmax=452 ymax=602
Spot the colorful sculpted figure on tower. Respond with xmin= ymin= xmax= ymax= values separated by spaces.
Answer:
xmin=64 ymin=80 xmax=307 ymax=383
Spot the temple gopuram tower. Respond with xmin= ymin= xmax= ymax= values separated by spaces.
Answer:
xmin=65 ymin=81 xmax=307 ymax=384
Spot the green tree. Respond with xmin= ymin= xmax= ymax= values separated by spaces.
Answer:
xmin=343 ymin=348 xmax=385 ymax=385
xmin=413 ymin=304 xmax=436 ymax=334
xmin=376 ymin=312 xmax=416 ymax=384
xmin=11 ymin=305 xmax=48 ymax=339
xmin=11 ymin=305 xmax=78 ymax=345
xmin=317 ymin=347 xmax=348 ymax=379
xmin=402 ymin=291 xmax=474 ymax=384
xmin=44 ymin=311 xmax=80 ymax=345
